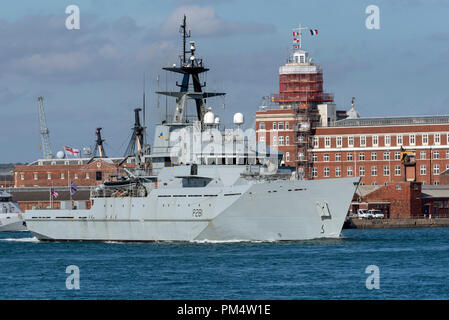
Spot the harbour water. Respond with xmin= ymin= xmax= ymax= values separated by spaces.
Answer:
xmin=1 ymin=228 xmax=449 ymax=300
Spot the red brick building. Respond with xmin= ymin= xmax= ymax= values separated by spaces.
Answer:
xmin=14 ymin=157 xmax=135 ymax=188
xmin=255 ymin=38 xmax=449 ymax=187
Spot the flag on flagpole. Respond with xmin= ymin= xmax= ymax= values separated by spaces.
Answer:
xmin=50 ymin=188 xmax=59 ymax=198
xmin=64 ymin=146 xmax=80 ymax=157
xmin=70 ymin=182 xmax=78 ymax=196
xmin=293 ymin=45 xmax=299 ymax=49
xmin=293 ymin=38 xmax=300 ymax=43
xmin=310 ymin=29 xmax=318 ymax=35
xmin=292 ymin=31 xmax=299 ymax=36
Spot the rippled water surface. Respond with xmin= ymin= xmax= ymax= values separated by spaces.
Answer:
xmin=1 ymin=228 xmax=449 ymax=299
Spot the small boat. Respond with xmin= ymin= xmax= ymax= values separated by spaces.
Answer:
xmin=0 ymin=190 xmax=27 ymax=232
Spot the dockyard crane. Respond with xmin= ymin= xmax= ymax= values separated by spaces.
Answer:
xmin=37 ymin=96 xmax=54 ymax=159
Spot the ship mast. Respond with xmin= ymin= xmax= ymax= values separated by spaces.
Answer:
xmin=156 ymin=15 xmax=225 ymax=124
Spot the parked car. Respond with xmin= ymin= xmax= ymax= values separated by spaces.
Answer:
xmin=368 ymin=209 xmax=384 ymax=219
xmin=356 ymin=209 xmax=371 ymax=219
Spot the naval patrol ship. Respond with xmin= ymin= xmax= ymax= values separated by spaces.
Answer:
xmin=24 ymin=17 xmax=359 ymax=241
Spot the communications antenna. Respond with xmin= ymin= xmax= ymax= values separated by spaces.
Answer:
xmin=37 ymin=96 xmax=53 ymax=159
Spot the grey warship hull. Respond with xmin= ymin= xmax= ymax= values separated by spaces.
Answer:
xmin=25 ymin=166 xmax=358 ymax=241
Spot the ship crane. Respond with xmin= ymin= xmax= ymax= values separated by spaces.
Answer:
xmin=93 ymin=127 xmax=106 ymax=158
xmin=37 ymin=96 xmax=54 ymax=159
xmin=124 ymin=108 xmax=145 ymax=157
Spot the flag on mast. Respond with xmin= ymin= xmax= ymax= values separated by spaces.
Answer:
xmin=64 ymin=146 xmax=80 ymax=157
xmin=310 ymin=29 xmax=318 ymax=35
xmin=70 ymin=182 xmax=78 ymax=196
xmin=50 ymin=188 xmax=59 ymax=198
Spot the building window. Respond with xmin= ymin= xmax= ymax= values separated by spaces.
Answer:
xmin=347 ymin=166 xmax=353 ymax=177
xmin=435 ymin=133 xmax=441 ymax=145
xmin=279 ymin=136 xmax=284 ymax=145
xmin=434 ymin=181 xmax=440 ymax=186
xmin=324 ymin=154 xmax=330 ymax=162
xmin=335 ymin=167 xmax=341 ymax=177
xmin=61 ymin=173 xmax=65 ymax=179
xmin=371 ymin=166 xmax=378 ymax=176
xmin=383 ymin=166 xmax=390 ymax=176
xmin=272 ymin=122 xmax=277 ymax=130
xmin=347 ymin=153 xmax=353 ymax=161
xmin=336 ymin=136 xmax=342 ymax=147
xmin=285 ymin=152 xmax=290 ymax=162
xmin=372 ymin=135 xmax=378 ymax=146
xmin=409 ymin=134 xmax=416 ymax=145
xmin=446 ymin=150 xmax=449 ymax=159
xmin=395 ymin=165 xmax=401 ymax=176
xmin=86 ymin=173 xmax=89 ymax=179
xmin=433 ymin=150 xmax=439 ymax=159
xmin=272 ymin=136 xmax=277 ymax=146
xmin=422 ymin=133 xmax=428 ymax=145
xmin=335 ymin=153 xmax=341 ymax=162
xmin=312 ymin=154 xmax=318 ymax=162
xmin=383 ymin=152 xmax=390 ymax=161
xmin=47 ymin=173 xmax=51 ymax=180
xmin=313 ymin=137 xmax=318 ymax=147
xmin=385 ymin=135 xmax=391 ymax=146
xmin=259 ymin=136 xmax=265 ymax=143
xmin=360 ymin=136 xmax=366 ymax=147
xmin=325 ymin=137 xmax=331 ymax=148
xmin=371 ymin=152 xmax=377 ymax=161
xmin=348 ymin=136 xmax=354 ymax=147
xmin=359 ymin=166 xmax=365 ymax=176
xmin=397 ymin=135 xmax=403 ymax=145
xmin=286 ymin=136 xmax=290 ymax=145
xmin=446 ymin=164 xmax=449 ymax=172
xmin=259 ymin=122 xmax=265 ymax=130
xmin=359 ymin=152 xmax=365 ymax=161
xmin=324 ymin=167 xmax=330 ymax=177
xmin=285 ymin=122 xmax=289 ymax=130
xmin=434 ymin=165 xmax=440 ymax=175
xmin=278 ymin=122 xmax=284 ymax=130
xmin=396 ymin=184 xmax=402 ymax=190
xmin=20 ymin=173 xmax=24 ymax=180
xmin=420 ymin=151 xmax=426 ymax=160
xmin=312 ymin=168 xmax=318 ymax=177
xmin=74 ymin=173 xmax=79 ymax=179
xmin=34 ymin=173 xmax=38 ymax=180
xmin=420 ymin=165 xmax=426 ymax=176
xmin=394 ymin=152 xmax=401 ymax=161
xmin=298 ymin=152 xmax=304 ymax=161
xmin=96 ymin=171 xmax=103 ymax=181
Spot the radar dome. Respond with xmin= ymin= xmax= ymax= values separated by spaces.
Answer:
xmin=203 ymin=111 xmax=215 ymax=125
xmin=56 ymin=151 xmax=65 ymax=159
xmin=233 ymin=112 xmax=244 ymax=125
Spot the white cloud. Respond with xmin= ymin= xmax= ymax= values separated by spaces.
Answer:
xmin=161 ymin=6 xmax=275 ymax=37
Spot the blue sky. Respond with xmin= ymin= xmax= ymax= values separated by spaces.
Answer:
xmin=1 ymin=0 xmax=449 ymax=163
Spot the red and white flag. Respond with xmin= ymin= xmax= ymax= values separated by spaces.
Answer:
xmin=64 ymin=146 xmax=80 ymax=157
xmin=310 ymin=29 xmax=318 ymax=35
xmin=293 ymin=38 xmax=300 ymax=43
xmin=292 ymin=31 xmax=299 ymax=36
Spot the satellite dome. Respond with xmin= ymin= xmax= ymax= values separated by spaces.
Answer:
xmin=56 ymin=151 xmax=65 ymax=159
xmin=347 ymin=106 xmax=360 ymax=119
xmin=203 ymin=111 xmax=215 ymax=125
xmin=233 ymin=112 xmax=244 ymax=125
